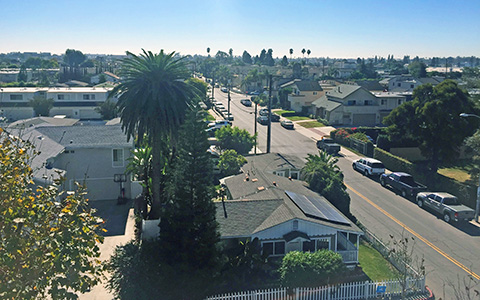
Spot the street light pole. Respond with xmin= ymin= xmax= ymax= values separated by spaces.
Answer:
xmin=460 ymin=112 xmax=480 ymax=223
xmin=266 ymin=75 xmax=272 ymax=153
xmin=254 ymin=103 xmax=257 ymax=155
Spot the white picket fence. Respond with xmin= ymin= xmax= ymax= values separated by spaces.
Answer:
xmin=205 ymin=277 xmax=426 ymax=300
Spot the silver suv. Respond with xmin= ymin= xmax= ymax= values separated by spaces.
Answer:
xmin=352 ymin=158 xmax=385 ymax=176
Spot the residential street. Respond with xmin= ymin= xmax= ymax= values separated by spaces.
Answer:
xmin=213 ymin=87 xmax=480 ymax=300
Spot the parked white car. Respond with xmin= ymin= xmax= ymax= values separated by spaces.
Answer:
xmin=208 ymin=120 xmax=232 ymax=129
xmin=352 ymin=158 xmax=385 ymax=176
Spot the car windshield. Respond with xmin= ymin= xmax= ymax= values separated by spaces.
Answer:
xmin=443 ymin=197 xmax=458 ymax=205
xmin=400 ymin=176 xmax=415 ymax=186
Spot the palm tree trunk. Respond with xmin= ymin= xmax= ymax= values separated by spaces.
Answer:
xmin=148 ymin=135 xmax=163 ymax=219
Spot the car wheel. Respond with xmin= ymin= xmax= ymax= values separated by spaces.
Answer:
xmin=364 ymin=170 xmax=369 ymax=176
xmin=380 ymin=178 xmax=386 ymax=187
xmin=443 ymin=213 xmax=451 ymax=223
xmin=417 ymin=199 xmax=423 ymax=208
xmin=352 ymin=164 xmax=357 ymax=170
xmin=401 ymin=190 xmax=407 ymax=198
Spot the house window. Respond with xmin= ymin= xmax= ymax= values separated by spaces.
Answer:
xmin=112 ymin=148 xmax=124 ymax=167
xmin=10 ymin=95 xmax=23 ymax=100
xmin=410 ymin=84 xmax=414 ymax=89
xmin=397 ymin=83 xmax=401 ymax=87
xmin=274 ymin=241 xmax=285 ymax=255
xmin=290 ymin=171 xmax=299 ymax=180
xmin=58 ymin=94 xmax=64 ymax=100
xmin=364 ymin=100 xmax=373 ymax=106
xmin=381 ymin=99 xmax=387 ymax=105
xmin=292 ymin=220 xmax=298 ymax=230
xmin=83 ymin=94 xmax=96 ymax=100
xmin=398 ymin=99 xmax=403 ymax=105
xmin=347 ymin=100 xmax=356 ymax=106
xmin=303 ymin=240 xmax=315 ymax=252
xmin=316 ymin=239 xmax=330 ymax=250
xmin=262 ymin=241 xmax=285 ymax=256
xmin=313 ymin=91 xmax=317 ymax=95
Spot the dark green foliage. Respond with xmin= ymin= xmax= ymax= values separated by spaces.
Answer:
xmin=302 ymin=152 xmax=351 ymax=217
xmin=242 ymin=50 xmax=252 ymax=64
xmin=107 ymin=241 xmax=163 ymax=300
xmin=63 ymin=49 xmax=86 ymax=67
xmin=279 ymin=250 xmax=346 ymax=287
xmin=215 ymin=126 xmax=256 ymax=154
xmin=408 ymin=61 xmax=427 ymax=78
xmin=373 ymin=148 xmax=414 ymax=174
xmin=95 ymin=99 xmax=118 ymax=120
xmin=281 ymin=55 xmax=288 ymax=66
xmin=159 ymin=109 xmax=220 ymax=299
xmin=218 ymin=239 xmax=274 ymax=293
xmin=29 ymin=96 xmax=54 ymax=117
xmin=384 ymin=80 xmax=478 ymax=176
xmin=218 ymin=149 xmax=247 ymax=176
xmin=17 ymin=65 xmax=27 ymax=82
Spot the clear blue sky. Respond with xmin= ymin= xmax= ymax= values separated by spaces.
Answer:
xmin=1 ymin=0 xmax=479 ymax=58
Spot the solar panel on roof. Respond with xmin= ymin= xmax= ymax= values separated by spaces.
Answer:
xmin=285 ymin=190 xmax=350 ymax=226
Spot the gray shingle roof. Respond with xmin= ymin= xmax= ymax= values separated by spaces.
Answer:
xmin=35 ymin=125 xmax=131 ymax=148
xmin=326 ymin=84 xmax=361 ymax=99
xmin=312 ymin=95 xmax=342 ymax=111
xmin=295 ymin=81 xmax=322 ymax=91
xmin=7 ymin=117 xmax=79 ymax=129
xmin=217 ymin=154 xmax=362 ymax=238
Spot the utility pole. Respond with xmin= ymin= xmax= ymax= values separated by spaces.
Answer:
xmin=227 ymin=80 xmax=231 ymax=118
xmin=254 ymin=103 xmax=257 ymax=155
xmin=266 ymin=74 xmax=272 ymax=153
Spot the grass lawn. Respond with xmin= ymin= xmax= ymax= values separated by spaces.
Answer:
xmin=298 ymin=121 xmax=325 ymax=128
xmin=205 ymin=112 xmax=216 ymax=121
xmin=288 ymin=115 xmax=312 ymax=121
xmin=275 ymin=110 xmax=312 ymax=121
xmin=438 ymin=160 xmax=478 ymax=183
xmin=358 ymin=241 xmax=399 ymax=281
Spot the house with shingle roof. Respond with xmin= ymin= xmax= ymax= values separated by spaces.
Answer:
xmin=280 ymin=79 xmax=324 ymax=114
xmin=216 ymin=153 xmax=362 ymax=264
xmin=8 ymin=123 xmax=135 ymax=201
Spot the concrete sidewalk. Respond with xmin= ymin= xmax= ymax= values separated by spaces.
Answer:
xmin=78 ymin=200 xmax=136 ymax=300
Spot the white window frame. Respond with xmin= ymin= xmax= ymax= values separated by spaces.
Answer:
xmin=112 ymin=148 xmax=124 ymax=168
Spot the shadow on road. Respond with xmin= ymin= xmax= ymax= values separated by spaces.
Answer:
xmin=89 ymin=199 xmax=133 ymax=237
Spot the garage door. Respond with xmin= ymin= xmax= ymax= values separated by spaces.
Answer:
xmin=352 ymin=113 xmax=376 ymax=126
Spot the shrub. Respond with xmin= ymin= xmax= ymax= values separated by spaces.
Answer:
xmin=279 ymin=250 xmax=346 ymax=288
xmin=218 ymin=149 xmax=247 ymax=176
xmin=316 ymin=117 xmax=329 ymax=126
xmin=374 ymin=148 xmax=414 ymax=174
xmin=215 ymin=126 xmax=256 ymax=154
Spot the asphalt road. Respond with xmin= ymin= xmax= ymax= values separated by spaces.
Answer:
xmin=213 ymin=88 xmax=480 ymax=299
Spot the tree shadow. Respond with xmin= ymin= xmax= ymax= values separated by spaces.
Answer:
xmin=89 ymin=199 xmax=133 ymax=237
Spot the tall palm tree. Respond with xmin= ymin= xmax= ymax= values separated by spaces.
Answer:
xmin=289 ymin=48 xmax=293 ymax=60
xmin=301 ymin=48 xmax=306 ymax=58
xmin=111 ymin=49 xmax=199 ymax=218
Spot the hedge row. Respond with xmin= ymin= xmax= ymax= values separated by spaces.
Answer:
xmin=374 ymin=148 xmax=476 ymax=208
xmin=373 ymin=148 xmax=414 ymax=174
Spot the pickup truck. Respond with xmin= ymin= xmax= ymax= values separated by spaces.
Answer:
xmin=316 ymin=138 xmax=341 ymax=155
xmin=380 ymin=172 xmax=427 ymax=199
xmin=416 ymin=192 xmax=475 ymax=223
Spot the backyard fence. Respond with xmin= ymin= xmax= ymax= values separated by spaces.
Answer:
xmin=205 ymin=277 xmax=426 ymax=300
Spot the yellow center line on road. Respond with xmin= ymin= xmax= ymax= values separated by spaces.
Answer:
xmin=346 ymin=183 xmax=480 ymax=280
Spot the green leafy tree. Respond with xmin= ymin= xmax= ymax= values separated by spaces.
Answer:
xmin=279 ymin=250 xmax=346 ymax=288
xmin=111 ymin=49 xmax=200 ymax=219
xmin=408 ymin=61 xmax=427 ymax=78
xmin=301 ymin=152 xmax=351 ymax=216
xmin=215 ymin=126 xmax=256 ymax=154
xmin=0 ymin=128 xmax=104 ymax=299
xmin=264 ymin=49 xmax=275 ymax=66
xmin=159 ymin=109 xmax=220 ymax=299
xmin=63 ymin=49 xmax=86 ymax=68
xmin=95 ymin=99 xmax=118 ymax=120
xmin=186 ymin=77 xmax=208 ymax=101
xmin=242 ymin=50 xmax=252 ymax=64
xmin=384 ymin=80 xmax=478 ymax=179
xmin=126 ymin=145 xmax=153 ymax=204
xmin=281 ymin=55 xmax=288 ymax=67
xmin=17 ymin=65 xmax=28 ymax=82
xmin=258 ymin=49 xmax=266 ymax=65
xmin=217 ymin=149 xmax=247 ymax=176
xmin=29 ymin=95 xmax=54 ymax=117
